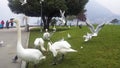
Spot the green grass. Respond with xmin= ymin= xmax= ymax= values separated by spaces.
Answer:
xmin=28 ymin=25 xmax=120 ymax=68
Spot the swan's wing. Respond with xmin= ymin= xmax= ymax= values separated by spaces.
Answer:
xmin=60 ymin=10 xmax=65 ymax=18
xmin=20 ymin=0 xmax=27 ymax=5
xmin=62 ymin=11 xmax=65 ymax=17
xmin=59 ymin=10 xmax=66 ymax=24
xmin=85 ymin=21 xmax=95 ymax=33
xmin=95 ymin=22 xmax=105 ymax=33
xmin=60 ymin=9 xmax=62 ymax=17
xmin=60 ymin=41 xmax=71 ymax=48
xmin=53 ymin=41 xmax=71 ymax=49
xmin=25 ymin=49 xmax=43 ymax=56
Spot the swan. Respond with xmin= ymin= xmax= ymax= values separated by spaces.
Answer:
xmin=47 ymin=40 xmax=77 ymax=65
xmin=81 ymin=46 xmax=83 ymax=49
xmin=13 ymin=19 xmax=46 ymax=67
xmin=83 ymin=32 xmax=92 ymax=42
xmin=20 ymin=0 xmax=27 ymax=5
xmin=52 ymin=26 xmax=56 ymax=32
xmin=43 ymin=29 xmax=54 ymax=40
xmin=43 ymin=29 xmax=50 ymax=40
xmin=67 ymin=33 xmax=71 ymax=38
xmin=85 ymin=21 xmax=105 ymax=36
xmin=58 ymin=10 xmax=66 ymax=25
xmin=34 ymin=38 xmax=46 ymax=51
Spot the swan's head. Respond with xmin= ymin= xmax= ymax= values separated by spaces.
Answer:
xmin=13 ymin=19 xmax=20 ymax=28
xmin=13 ymin=19 xmax=19 ymax=23
xmin=45 ymin=29 xmax=48 ymax=32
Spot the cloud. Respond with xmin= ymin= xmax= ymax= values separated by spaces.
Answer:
xmin=0 ymin=0 xmax=17 ymax=21
xmin=0 ymin=0 xmax=39 ymax=25
xmin=95 ymin=0 xmax=120 ymax=15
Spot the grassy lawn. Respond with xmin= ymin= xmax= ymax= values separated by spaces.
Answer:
xmin=28 ymin=25 xmax=120 ymax=68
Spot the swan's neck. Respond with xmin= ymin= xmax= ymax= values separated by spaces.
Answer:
xmin=16 ymin=21 xmax=24 ymax=50
xmin=47 ymin=42 xmax=52 ymax=51
xmin=17 ymin=22 xmax=22 ymax=43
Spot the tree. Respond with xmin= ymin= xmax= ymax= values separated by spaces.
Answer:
xmin=110 ymin=18 xmax=119 ymax=24
xmin=8 ymin=0 xmax=88 ymax=30
xmin=65 ymin=0 xmax=88 ymax=15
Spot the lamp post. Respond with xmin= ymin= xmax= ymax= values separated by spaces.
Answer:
xmin=40 ymin=0 xmax=44 ymax=32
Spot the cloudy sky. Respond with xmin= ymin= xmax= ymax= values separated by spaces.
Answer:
xmin=0 ymin=0 xmax=120 ymax=21
xmin=0 ymin=0 xmax=18 ymax=21
xmin=95 ymin=0 xmax=120 ymax=15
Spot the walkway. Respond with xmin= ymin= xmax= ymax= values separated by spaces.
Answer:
xmin=0 ymin=28 xmax=29 ymax=68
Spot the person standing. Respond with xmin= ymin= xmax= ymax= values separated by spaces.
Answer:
xmin=10 ymin=18 xmax=14 ymax=28
xmin=1 ymin=20 xmax=5 ymax=29
xmin=6 ymin=20 xmax=9 ymax=29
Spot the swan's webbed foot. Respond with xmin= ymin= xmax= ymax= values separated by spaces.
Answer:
xmin=61 ymin=54 xmax=64 ymax=61
xmin=58 ymin=54 xmax=64 ymax=63
xmin=12 ymin=55 xmax=18 ymax=63
xmin=51 ymin=57 xmax=57 ymax=65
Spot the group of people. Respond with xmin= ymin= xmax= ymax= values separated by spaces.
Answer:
xmin=0 ymin=18 xmax=14 ymax=29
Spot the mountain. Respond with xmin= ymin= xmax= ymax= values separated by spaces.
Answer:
xmin=85 ymin=0 xmax=120 ymax=23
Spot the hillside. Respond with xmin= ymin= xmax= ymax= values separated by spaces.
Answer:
xmin=85 ymin=0 xmax=120 ymax=23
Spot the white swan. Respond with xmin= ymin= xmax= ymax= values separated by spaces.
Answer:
xmin=43 ymin=29 xmax=54 ymax=40
xmin=83 ymin=32 xmax=92 ymax=42
xmin=43 ymin=29 xmax=50 ymax=40
xmin=80 ymin=46 xmax=83 ymax=49
xmin=13 ymin=19 xmax=46 ymax=67
xmin=67 ymin=33 xmax=71 ymax=38
xmin=34 ymin=38 xmax=46 ymax=51
xmin=85 ymin=21 xmax=105 ymax=36
xmin=47 ymin=40 xmax=77 ymax=65
xmin=58 ymin=10 xmax=66 ymax=25
xmin=20 ymin=0 xmax=27 ymax=5
xmin=52 ymin=26 xmax=56 ymax=32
